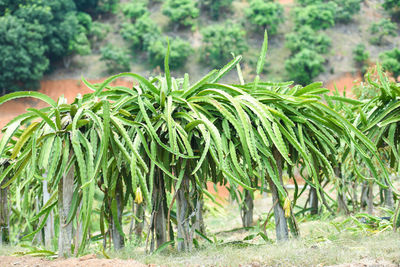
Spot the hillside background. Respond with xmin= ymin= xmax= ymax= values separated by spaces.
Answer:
xmin=46 ymin=0 xmax=400 ymax=84
xmin=0 ymin=0 xmax=399 ymax=128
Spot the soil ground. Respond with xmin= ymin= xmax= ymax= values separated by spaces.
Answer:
xmin=0 ymin=254 xmax=145 ymax=267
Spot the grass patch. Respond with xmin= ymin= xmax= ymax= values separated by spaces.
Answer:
xmin=106 ymin=231 xmax=400 ymax=266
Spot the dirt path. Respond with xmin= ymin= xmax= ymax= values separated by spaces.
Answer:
xmin=0 ymin=254 xmax=146 ymax=267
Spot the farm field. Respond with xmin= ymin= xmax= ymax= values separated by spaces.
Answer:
xmin=1 ymin=0 xmax=400 ymax=266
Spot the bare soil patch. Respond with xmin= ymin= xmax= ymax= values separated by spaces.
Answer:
xmin=0 ymin=254 xmax=145 ymax=267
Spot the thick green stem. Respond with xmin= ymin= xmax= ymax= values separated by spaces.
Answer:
xmin=267 ymin=148 xmax=289 ymax=241
xmin=58 ymin=156 xmax=75 ymax=258
xmin=241 ymin=190 xmax=254 ymax=228
xmin=0 ymin=174 xmax=9 ymax=245
xmin=111 ymin=179 xmax=125 ymax=250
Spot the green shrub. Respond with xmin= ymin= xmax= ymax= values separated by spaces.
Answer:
xmin=121 ymin=0 xmax=149 ymax=21
xmin=379 ymin=48 xmax=400 ymax=79
xmin=353 ymin=44 xmax=369 ymax=74
xmin=285 ymin=49 xmax=325 ymax=85
xmin=294 ymin=2 xmax=336 ymax=30
xmin=100 ymin=44 xmax=130 ymax=73
xmin=332 ymin=0 xmax=361 ymax=23
xmin=76 ymin=12 xmax=92 ymax=33
xmin=68 ymin=12 xmax=92 ymax=58
xmin=90 ymin=21 xmax=111 ymax=42
xmin=245 ymin=0 xmax=284 ymax=35
xmin=353 ymin=44 xmax=369 ymax=65
xmin=120 ymin=14 xmax=161 ymax=50
xmin=97 ymin=0 xmax=119 ymax=14
xmin=200 ymin=0 xmax=233 ymax=19
xmin=383 ymin=0 xmax=400 ymax=17
xmin=369 ymin=19 xmax=397 ymax=45
xmin=297 ymin=0 xmax=323 ymax=6
xmin=148 ymin=37 xmax=192 ymax=69
xmin=285 ymin=26 xmax=331 ymax=54
xmin=201 ymin=21 xmax=248 ymax=67
xmin=162 ymin=0 xmax=199 ymax=27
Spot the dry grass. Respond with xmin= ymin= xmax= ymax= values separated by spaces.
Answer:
xmin=105 ymin=194 xmax=400 ymax=266
xmin=109 ymin=231 xmax=400 ymax=266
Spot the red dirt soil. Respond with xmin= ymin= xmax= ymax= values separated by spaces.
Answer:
xmin=326 ymin=72 xmax=362 ymax=98
xmin=0 ymin=254 xmax=145 ymax=267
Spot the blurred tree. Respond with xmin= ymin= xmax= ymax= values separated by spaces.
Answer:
xmin=89 ymin=21 xmax=111 ymax=43
xmin=0 ymin=0 xmax=90 ymax=94
xmin=332 ymin=0 xmax=361 ymax=23
xmin=120 ymin=14 xmax=161 ymax=50
xmin=148 ymin=37 xmax=192 ymax=69
xmin=121 ymin=0 xmax=149 ymax=22
xmin=353 ymin=43 xmax=369 ymax=74
xmin=100 ymin=43 xmax=131 ymax=73
xmin=201 ymin=21 xmax=248 ymax=67
xmin=285 ymin=26 xmax=331 ymax=54
xmin=10 ymin=0 xmax=80 ymax=60
xmin=285 ymin=49 xmax=325 ymax=85
xmin=162 ymin=0 xmax=199 ymax=28
xmin=245 ymin=0 xmax=284 ymax=35
xmin=379 ymin=48 xmax=400 ymax=79
xmin=73 ymin=0 xmax=118 ymax=14
xmin=200 ymin=0 xmax=233 ymax=20
xmin=294 ymin=3 xmax=336 ymax=30
xmin=369 ymin=19 xmax=397 ymax=45
xmin=0 ymin=15 xmax=49 ymax=94
xmin=297 ymin=0 xmax=322 ymax=6
xmin=383 ymin=0 xmax=400 ymax=18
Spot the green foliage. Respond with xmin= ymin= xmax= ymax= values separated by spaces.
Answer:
xmin=74 ymin=0 xmax=119 ymax=14
xmin=369 ymin=19 xmax=397 ymax=45
xmin=383 ymin=0 xmax=400 ymax=17
xmin=148 ymin=37 xmax=192 ymax=69
xmin=10 ymin=0 xmax=79 ymax=60
xmin=97 ymin=0 xmax=119 ymax=14
xmin=0 ymin=0 xmax=96 ymax=92
xmin=379 ymin=48 xmax=400 ymax=79
xmin=121 ymin=0 xmax=149 ymax=21
xmin=76 ymin=12 xmax=92 ymax=33
xmin=120 ymin=14 xmax=161 ymax=50
xmin=353 ymin=44 xmax=369 ymax=68
xmin=69 ymin=12 xmax=92 ymax=57
xmin=294 ymin=2 xmax=336 ymax=30
xmin=332 ymin=0 xmax=361 ymax=23
xmin=285 ymin=48 xmax=325 ymax=85
xmin=285 ymin=26 xmax=331 ymax=54
xmin=73 ymin=0 xmax=99 ymax=13
xmin=89 ymin=21 xmax=111 ymax=42
xmin=0 ymin=14 xmax=49 ymax=93
xmin=201 ymin=21 xmax=248 ymax=67
xmin=352 ymin=69 xmax=380 ymax=100
xmin=297 ymin=0 xmax=322 ymax=6
xmin=245 ymin=0 xmax=284 ymax=35
xmin=201 ymin=0 xmax=233 ymax=19
xmin=162 ymin=0 xmax=199 ymax=27
xmin=100 ymin=44 xmax=130 ymax=73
